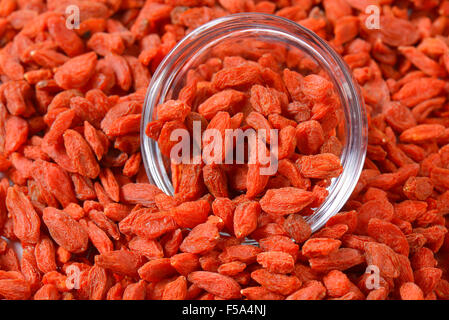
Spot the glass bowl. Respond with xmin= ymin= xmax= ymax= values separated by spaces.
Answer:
xmin=141 ymin=13 xmax=367 ymax=232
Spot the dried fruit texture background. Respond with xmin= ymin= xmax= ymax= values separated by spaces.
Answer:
xmin=0 ymin=0 xmax=448 ymax=301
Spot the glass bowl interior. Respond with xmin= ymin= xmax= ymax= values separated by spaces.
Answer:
xmin=141 ymin=13 xmax=367 ymax=232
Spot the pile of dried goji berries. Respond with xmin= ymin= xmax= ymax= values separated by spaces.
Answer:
xmin=0 ymin=0 xmax=449 ymax=300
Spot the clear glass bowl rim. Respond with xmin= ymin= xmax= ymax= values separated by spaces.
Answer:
xmin=141 ymin=13 xmax=368 ymax=232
